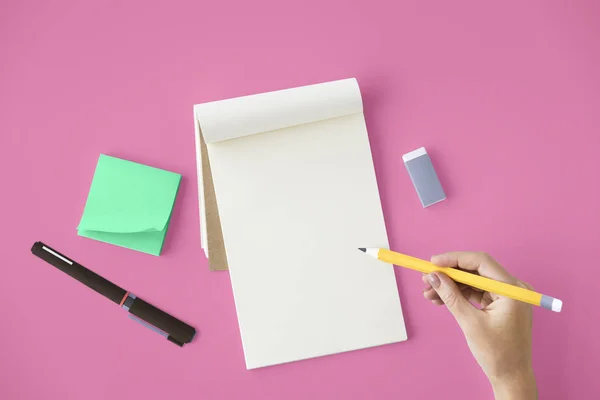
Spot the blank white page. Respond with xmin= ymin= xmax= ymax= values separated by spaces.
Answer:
xmin=206 ymin=109 xmax=407 ymax=368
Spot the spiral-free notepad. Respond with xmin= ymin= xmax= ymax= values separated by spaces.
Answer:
xmin=193 ymin=78 xmax=407 ymax=369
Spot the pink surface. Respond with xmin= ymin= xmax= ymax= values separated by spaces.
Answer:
xmin=1 ymin=0 xmax=599 ymax=398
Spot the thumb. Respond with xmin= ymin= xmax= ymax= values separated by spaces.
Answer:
xmin=427 ymin=272 xmax=476 ymax=323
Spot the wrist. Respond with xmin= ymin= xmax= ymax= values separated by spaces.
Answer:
xmin=490 ymin=367 xmax=537 ymax=400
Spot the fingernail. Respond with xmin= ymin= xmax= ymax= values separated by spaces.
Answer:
xmin=428 ymin=273 xmax=440 ymax=289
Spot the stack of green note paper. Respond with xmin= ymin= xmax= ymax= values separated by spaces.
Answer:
xmin=78 ymin=154 xmax=181 ymax=256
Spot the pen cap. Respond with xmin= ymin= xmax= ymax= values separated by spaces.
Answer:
xmin=31 ymin=242 xmax=127 ymax=304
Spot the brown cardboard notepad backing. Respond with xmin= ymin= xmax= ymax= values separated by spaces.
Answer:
xmin=200 ymin=129 xmax=229 ymax=271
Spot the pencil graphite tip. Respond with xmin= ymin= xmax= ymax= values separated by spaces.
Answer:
xmin=358 ymin=248 xmax=366 ymax=253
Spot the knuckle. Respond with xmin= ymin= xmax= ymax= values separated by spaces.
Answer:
xmin=478 ymin=251 xmax=492 ymax=262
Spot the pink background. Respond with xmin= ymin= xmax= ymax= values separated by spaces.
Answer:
xmin=1 ymin=0 xmax=599 ymax=398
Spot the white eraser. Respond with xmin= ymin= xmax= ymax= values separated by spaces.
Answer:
xmin=552 ymin=298 xmax=563 ymax=312
xmin=403 ymin=147 xmax=446 ymax=208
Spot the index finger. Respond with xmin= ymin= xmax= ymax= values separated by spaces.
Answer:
xmin=430 ymin=251 xmax=516 ymax=284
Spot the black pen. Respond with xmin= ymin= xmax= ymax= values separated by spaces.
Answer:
xmin=31 ymin=241 xmax=196 ymax=347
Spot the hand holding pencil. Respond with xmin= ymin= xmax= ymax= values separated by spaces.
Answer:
xmin=423 ymin=251 xmax=539 ymax=399
xmin=361 ymin=249 xmax=543 ymax=399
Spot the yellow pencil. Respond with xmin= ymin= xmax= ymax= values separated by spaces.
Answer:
xmin=359 ymin=248 xmax=562 ymax=312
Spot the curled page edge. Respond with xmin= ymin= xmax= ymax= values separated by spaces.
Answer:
xmin=192 ymin=113 xmax=229 ymax=270
xmin=193 ymin=115 xmax=208 ymax=253
xmin=194 ymin=78 xmax=363 ymax=144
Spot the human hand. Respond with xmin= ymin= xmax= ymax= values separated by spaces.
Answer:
xmin=422 ymin=252 xmax=537 ymax=400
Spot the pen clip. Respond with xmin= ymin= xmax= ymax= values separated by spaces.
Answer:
xmin=128 ymin=314 xmax=169 ymax=338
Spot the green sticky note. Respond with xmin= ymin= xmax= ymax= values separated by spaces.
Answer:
xmin=77 ymin=154 xmax=181 ymax=256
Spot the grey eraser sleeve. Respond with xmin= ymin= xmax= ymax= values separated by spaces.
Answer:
xmin=403 ymin=147 xmax=446 ymax=208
